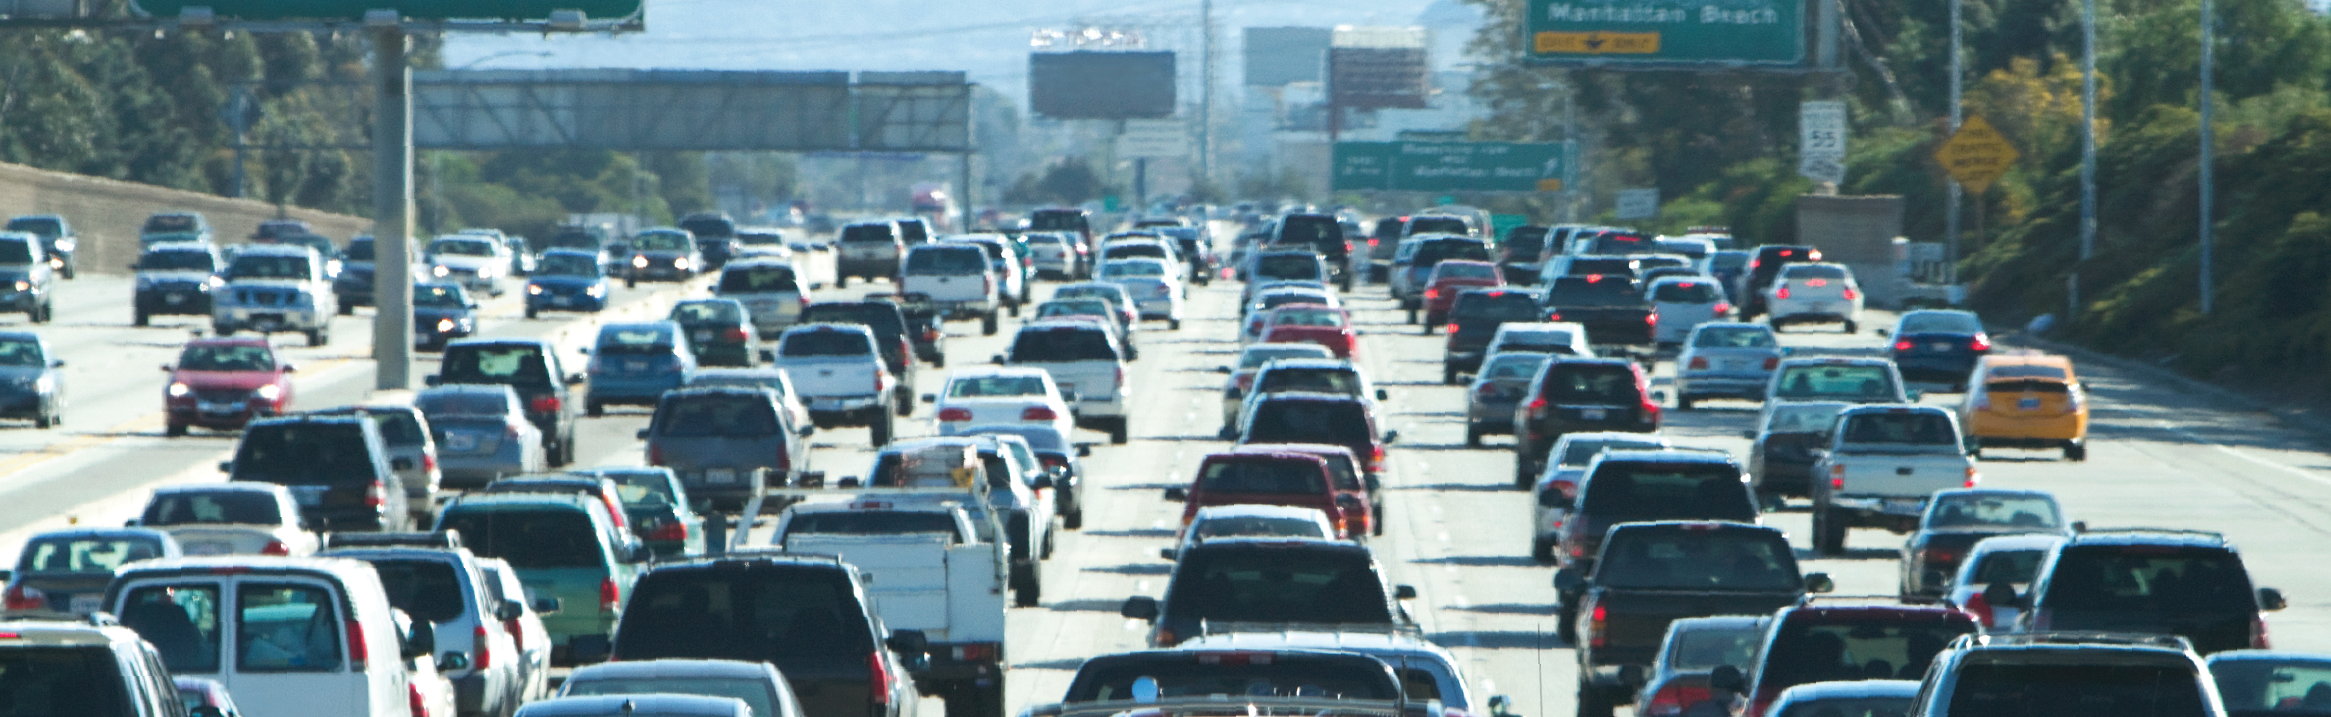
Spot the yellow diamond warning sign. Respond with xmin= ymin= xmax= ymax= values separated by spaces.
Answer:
xmin=1533 ymin=32 xmax=1661 ymax=55
xmin=1934 ymin=114 xmax=2020 ymax=195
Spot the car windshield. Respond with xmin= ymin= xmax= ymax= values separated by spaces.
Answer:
xmin=1011 ymin=328 xmax=1117 ymax=362
xmin=656 ymin=395 xmax=779 ymax=437
xmin=1451 ymin=292 xmax=1544 ymax=322
xmin=537 ymin=253 xmax=600 ymax=277
xmin=781 ymin=331 xmax=871 ymax=357
xmin=1930 ymin=494 xmax=2062 ymax=529
xmin=1433 ymin=262 xmax=1500 ymax=281
xmin=1669 ymin=623 xmax=1764 ymax=671
xmin=1652 ymin=281 xmax=1725 ymax=303
xmin=1547 ymin=277 xmax=1645 ymax=307
xmin=1199 ymin=459 xmax=1327 ymax=495
xmin=1193 ymin=515 xmax=1329 ymax=540
xmin=1238 ymin=346 xmax=1329 ymax=369
xmin=231 ymin=423 xmax=375 ymax=484
xmin=1764 ymin=404 xmax=1848 ymax=434
xmin=439 ymin=508 xmax=604 ymax=568
xmin=783 ymin=512 xmax=959 ymax=540
xmin=632 ymin=231 xmax=692 ymax=251
xmin=414 ymin=284 xmax=467 ymax=308
xmin=1597 ymin=529 xmax=1800 ymax=590
xmin=1105 ymin=243 xmax=1167 ymax=259
xmin=718 ymin=265 xmax=798 ymax=293
xmin=949 ymin=376 xmax=1047 ymax=398
xmin=1580 ymin=463 xmax=1755 ymax=520
xmin=1971 ymin=549 xmax=2048 ymax=585
xmin=1840 ymin=412 xmax=1958 ymax=445
xmin=418 ymin=391 xmax=513 ymax=417
xmin=2212 ymin=658 xmax=2331 ymax=714
xmin=1166 ymin=548 xmax=1391 ymax=624
xmin=179 ymin=344 xmax=275 ymax=372
xmin=226 ymin=254 xmax=310 ymax=280
xmin=1775 ymin=365 xmax=1897 ymax=401
xmin=615 ymin=566 xmax=874 ymax=661
xmin=1900 ymin=312 xmax=1984 ymax=334
xmin=2046 ymin=547 xmax=2257 ymax=613
xmin=1039 ymin=300 xmax=1112 ymax=319
xmin=1256 ymin=368 xmax=1361 ymax=396
xmin=563 ymin=677 xmax=776 ymax=717
xmin=140 ymin=250 xmax=215 ymax=271
xmin=1557 ymin=438 xmax=1667 ymax=466
xmin=1257 ymin=255 xmax=1321 ymax=279
xmin=142 ymin=491 xmax=281 ymax=526
xmin=429 ymin=239 xmax=495 ymax=257
xmin=1483 ymin=354 xmax=1551 ymax=379
xmin=1766 ymin=618 xmax=1974 ymax=687
xmin=1947 ymin=662 xmax=2204 ymax=717
xmin=1101 ymin=261 xmax=1166 ymax=278
xmin=1695 ymin=327 xmax=1777 ymax=348
xmin=671 ymin=301 xmax=744 ymax=325
xmin=0 ymin=338 xmax=42 ymax=367
xmin=363 ymin=559 xmax=466 ymax=624
xmin=908 ymin=247 xmax=988 ymax=273
xmin=1546 ymin=364 xmax=1641 ymax=404
xmin=17 ymin=536 xmax=164 ymax=573
xmin=1246 ymin=401 xmax=1371 ymax=445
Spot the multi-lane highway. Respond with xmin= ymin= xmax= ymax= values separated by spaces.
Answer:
xmin=4 ymin=231 xmax=2331 ymax=716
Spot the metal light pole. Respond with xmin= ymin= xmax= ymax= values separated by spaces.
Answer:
xmin=2076 ymin=0 xmax=2097 ymax=317
xmin=1198 ymin=0 xmax=1213 ymax=187
xmin=2198 ymin=0 xmax=2217 ymax=315
xmin=371 ymin=26 xmax=416 ymax=390
xmin=1944 ymin=0 xmax=1963 ymax=286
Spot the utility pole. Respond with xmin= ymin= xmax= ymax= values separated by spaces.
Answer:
xmin=371 ymin=26 xmax=415 ymax=390
xmin=228 ymin=84 xmax=250 ymax=199
xmin=1198 ymin=0 xmax=1213 ymax=188
xmin=2076 ymin=0 xmax=2097 ymax=318
xmin=2199 ymin=0 xmax=2216 ymax=315
xmin=1944 ymin=0 xmax=1963 ymax=287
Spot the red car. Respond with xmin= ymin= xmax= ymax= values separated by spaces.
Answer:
xmin=163 ymin=337 xmax=294 ymax=436
xmin=1171 ymin=450 xmax=1370 ymax=540
xmin=1258 ymin=304 xmax=1359 ymax=359
xmin=1419 ymin=260 xmax=1506 ymax=329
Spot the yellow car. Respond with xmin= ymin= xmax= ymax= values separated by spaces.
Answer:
xmin=1958 ymin=352 xmax=2089 ymax=460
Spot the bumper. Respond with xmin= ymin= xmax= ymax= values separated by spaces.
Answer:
xmin=808 ymin=396 xmax=886 ymax=425
xmin=214 ymin=309 xmax=325 ymax=334
xmin=1468 ymin=401 xmax=1521 ymax=432
xmin=0 ymin=390 xmax=49 ymax=418
xmin=1754 ymin=459 xmax=1817 ymax=495
xmin=300 ymin=506 xmax=397 ymax=532
xmin=0 ymin=291 xmax=42 ymax=310
xmin=1135 ymin=298 xmax=1179 ymax=319
xmin=1072 ymin=398 xmax=1126 ymax=419
xmin=1832 ymin=495 xmax=1932 ymax=523
xmin=529 ymin=292 xmax=607 ymax=313
xmin=676 ymin=470 xmax=765 ymax=511
xmin=589 ymin=378 xmax=684 ymax=405
xmin=839 ymin=258 xmax=899 ymax=278
xmin=333 ymin=285 xmax=373 ymax=306
xmin=1770 ymin=303 xmax=1858 ymax=322
xmin=439 ymin=458 xmax=526 ymax=486
xmin=168 ymin=401 xmax=278 ymax=430
xmin=137 ymin=288 xmax=214 ymax=315
xmin=1444 ymin=351 xmax=1486 ymax=374
xmin=1893 ymin=355 xmax=1980 ymax=383
xmin=1675 ymin=373 xmax=1771 ymax=399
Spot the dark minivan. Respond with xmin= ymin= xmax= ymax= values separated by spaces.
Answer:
xmin=641 ymin=386 xmax=812 ymax=512
xmin=1269 ymin=213 xmax=1352 ymax=290
xmin=434 ymin=339 xmax=583 ymax=466
xmin=226 ymin=415 xmax=410 ymax=531
xmin=2014 ymin=529 xmax=2286 ymax=655
xmin=610 ymin=554 xmax=925 ymax=717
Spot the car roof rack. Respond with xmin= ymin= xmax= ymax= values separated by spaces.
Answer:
xmin=321 ymin=530 xmax=464 ymax=550
xmin=1956 ymin=632 xmax=2193 ymax=651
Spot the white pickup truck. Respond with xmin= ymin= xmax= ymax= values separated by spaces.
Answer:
xmin=774 ymin=323 xmax=899 ymax=445
xmin=1809 ymin=404 xmax=1979 ymax=555
xmin=901 ymin=243 xmax=1001 ymax=336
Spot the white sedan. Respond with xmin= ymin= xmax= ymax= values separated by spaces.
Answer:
xmin=131 ymin=483 xmax=320 ymax=557
xmin=925 ymin=366 xmax=1076 ymax=438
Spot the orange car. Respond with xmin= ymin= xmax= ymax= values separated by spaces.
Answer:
xmin=1957 ymin=352 xmax=2089 ymax=460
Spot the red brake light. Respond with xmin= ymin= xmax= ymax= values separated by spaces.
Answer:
xmin=600 ymin=578 xmax=619 ymax=613
xmin=1894 ymin=340 xmax=1915 ymax=352
xmin=1713 ymin=302 xmax=1731 ymax=314
xmin=1688 ymin=356 xmax=1709 ymax=370
xmin=3 ymin=584 xmax=43 ymax=610
xmin=648 ymin=443 xmax=664 ymax=465
xmin=869 ymin=651 xmax=896 ymax=707
xmin=1424 ymin=288 xmax=1437 ymax=300
xmin=473 ymin=624 xmax=492 ymax=669
xmin=528 ymin=395 xmax=559 ymax=414
xmin=1841 ymin=287 xmax=1858 ymax=300
xmin=1806 ymin=278 xmax=1828 ymax=287
xmin=1021 ymin=406 xmax=1059 ymax=420
xmin=503 ymin=617 xmax=524 ymax=647
xmin=409 ymin=683 xmax=427 ymax=716
xmin=1644 ymin=313 xmax=1658 ymax=325
xmin=1775 ymin=285 xmax=1791 ymax=299
xmin=649 ymin=520 xmax=688 ymax=542
xmin=1445 ymin=323 xmax=1458 ymax=334
xmin=1971 ymin=333 xmax=1992 ymax=351
xmin=422 ymin=453 xmax=436 ymax=473
xmin=725 ymin=327 xmax=749 ymax=342
xmin=1779 ymin=249 xmax=1794 ymax=257
xmin=348 ymin=621 xmax=369 ymax=671
xmin=1589 ymin=602 xmax=1609 ymax=648
xmin=1585 ymin=274 xmax=1603 ymax=283
xmin=261 ymin=540 xmax=291 ymax=556
xmin=1763 ymin=356 xmax=1778 ymax=370
xmin=1528 ymin=396 xmax=1548 ymax=418
xmin=938 ymin=407 xmax=973 ymax=422
xmin=1548 ymin=312 xmax=1562 ymax=321
xmin=366 ymin=480 xmax=387 ymax=508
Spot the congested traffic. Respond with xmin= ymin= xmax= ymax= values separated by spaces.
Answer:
xmin=0 ymin=206 xmax=2321 ymax=717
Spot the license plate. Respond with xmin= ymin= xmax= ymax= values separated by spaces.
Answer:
xmin=446 ymin=433 xmax=479 ymax=451
xmin=1580 ymin=408 xmax=1608 ymax=420
xmin=1721 ymin=360 xmax=1744 ymax=370
xmin=2018 ymin=397 xmax=2041 ymax=410
xmin=552 ymin=296 xmax=573 ymax=307
xmin=198 ymin=401 xmax=239 ymax=414
xmin=69 ymin=595 xmax=101 ymax=614
xmin=1887 ymin=498 xmax=1925 ymax=512
xmin=291 ymin=486 xmax=328 ymax=506
xmin=626 ymin=360 xmax=649 ymax=371
xmin=705 ymin=468 xmax=738 ymax=484
xmin=1808 ymin=303 xmax=1832 ymax=313
xmin=185 ymin=541 xmax=234 ymax=556
xmin=693 ymin=330 xmax=713 ymax=342
xmin=165 ymin=293 xmax=186 ymax=304
xmin=1932 ymin=342 xmax=1955 ymax=351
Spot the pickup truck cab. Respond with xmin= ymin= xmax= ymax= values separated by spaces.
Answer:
xmin=1809 ymin=405 xmax=1980 ymax=555
xmin=1554 ymin=522 xmax=1830 ymax=717
xmin=835 ymin=220 xmax=905 ymax=286
xmin=901 ymin=243 xmax=1002 ymax=335
xmin=1001 ymin=319 xmax=1130 ymax=444
xmin=775 ymin=323 xmax=899 ymax=445
xmin=213 ymin=243 xmax=336 ymax=346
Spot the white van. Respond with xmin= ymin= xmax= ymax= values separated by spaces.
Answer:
xmin=106 ymin=556 xmax=439 ymax=717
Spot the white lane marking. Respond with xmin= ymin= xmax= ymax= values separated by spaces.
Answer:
xmin=1151 ymin=519 xmax=1167 ymax=530
xmin=2163 ymin=420 xmax=2331 ymax=489
xmin=1137 ymin=580 xmax=1150 ymax=592
xmin=1437 ymin=531 xmax=1451 ymax=543
xmin=1450 ymin=594 xmax=1470 ymax=608
xmin=1124 ymin=619 xmax=1144 ymax=632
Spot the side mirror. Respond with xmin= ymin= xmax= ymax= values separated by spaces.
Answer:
xmin=885 ymin=629 xmax=930 ymax=656
xmin=439 ymin=651 xmax=470 ymax=671
xmin=1553 ymin=568 xmax=1584 ymax=593
xmin=990 ymin=354 xmax=1006 ymax=365
xmin=2260 ymin=587 xmax=2288 ymax=612
xmin=1159 ymin=547 xmax=1178 ymax=560
xmin=1394 ymin=584 xmax=1418 ymax=600
xmin=390 ymin=457 xmax=414 ymax=471
xmin=1907 ymin=389 xmax=1925 ymax=401
xmin=798 ymin=425 xmax=815 ymax=438
xmin=2072 ymin=520 xmax=2088 ymax=533
xmin=1381 ymin=430 xmax=1399 ymax=444
xmin=1651 ymin=390 xmax=1668 ymax=403
xmin=160 ymin=364 xmax=174 ymax=372
xmin=1032 ymin=474 xmax=1054 ymax=490
xmin=48 ymin=359 xmax=62 ymax=368
xmin=125 ymin=518 xmax=140 ymax=527
xmin=281 ymin=363 xmax=298 ymax=374
xmin=424 ymin=375 xmax=443 ymax=387
xmin=1076 ymin=444 xmax=1094 ymax=458
xmin=1708 ymin=665 xmax=1747 ymax=694
xmin=578 ymin=347 xmax=593 ymax=355
xmin=636 ymin=428 xmax=651 ymax=440
xmin=495 ymin=601 xmax=524 ymax=621
xmin=567 ymin=373 xmax=588 ymax=385
xmin=532 ymin=597 xmax=562 ymax=614
xmin=1121 ymin=596 xmax=1159 ymax=621
xmin=1487 ymin=695 xmax=1517 ymax=717
xmin=2079 ymin=380 xmax=2093 ymax=391
xmin=1375 ymin=388 xmax=1389 ymax=400
xmin=1211 ymin=365 xmax=1232 ymax=374
xmin=1874 ymin=328 xmax=1890 ymax=337
xmin=1162 ymin=487 xmax=1187 ymax=502
xmin=1984 ymin=581 xmax=2024 ymax=609
xmin=1805 ymin=572 xmax=1836 ymax=593
xmin=1740 ymin=430 xmax=1757 ymax=440
xmin=217 ymin=460 xmax=234 ymax=473
xmin=921 ymin=393 xmax=937 ymax=404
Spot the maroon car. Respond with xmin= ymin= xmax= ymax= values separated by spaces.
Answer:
xmin=163 ymin=337 xmax=293 ymax=436
xmin=1172 ymin=450 xmax=1366 ymax=540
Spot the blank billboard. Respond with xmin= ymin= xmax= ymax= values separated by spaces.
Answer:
xmin=1329 ymin=47 xmax=1430 ymax=110
xmin=1245 ymin=27 xmax=1332 ymax=86
xmin=1029 ymin=51 xmax=1177 ymax=120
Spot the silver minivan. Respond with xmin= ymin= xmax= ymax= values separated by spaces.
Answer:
xmin=714 ymin=258 xmax=807 ymax=339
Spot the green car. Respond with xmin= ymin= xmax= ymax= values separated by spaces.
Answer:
xmin=435 ymin=491 xmax=648 ymax=664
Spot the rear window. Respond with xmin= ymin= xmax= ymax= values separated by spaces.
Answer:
xmin=1985 ymin=364 xmax=2070 ymax=381
xmin=1782 ymin=264 xmax=1849 ymax=280
xmin=1451 ymin=292 xmax=1544 ymax=322
xmin=671 ymin=301 xmax=744 ymax=325
xmin=1166 ymin=548 xmax=1390 ymax=624
xmin=1257 ymin=292 xmax=1328 ymax=312
xmin=1483 ymin=354 xmax=1551 ymax=379
xmin=1238 ymin=345 xmax=1331 ymax=369
xmin=1255 ymin=368 xmax=1361 ymax=396
xmin=1104 ymin=243 xmax=1167 ymax=260
xmin=1596 ymin=529 xmax=1799 ymax=590
xmin=719 ymin=266 xmax=798 ymax=293
xmin=439 ymin=345 xmax=554 ymax=389
xmin=2206 ymin=658 xmax=2331 ymax=713
xmin=1579 ymin=463 xmax=1755 ymax=520
xmin=142 ymin=492 xmax=281 ymax=526
xmin=1257 ymin=255 xmax=1322 ymax=279
xmin=1505 ymin=227 xmax=1549 ymax=259
xmin=1029 ymin=211 xmax=1088 ymax=232
xmin=1066 ymin=654 xmax=1399 ymax=702
xmin=1245 ymin=401 xmax=1371 ymax=445
xmin=800 ymin=304 xmax=905 ymax=338
xmin=1198 ymin=458 xmax=1327 ymax=495
xmin=1010 ymin=327 xmax=1117 ymax=362
xmin=1763 ymin=404 xmax=1847 ymax=433
xmin=1900 ymin=312 xmax=1984 ymax=334
xmin=1947 ymin=661 xmax=2204 ymax=717
xmin=236 ymin=583 xmax=344 ymax=672
xmin=139 ymin=250 xmax=216 ymax=272
xmin=1433 ymin=263 xmax=1500 ymax=281
xmin=1971 ymin=549 xmax=2047 ymax=585
xmin=563 ymin=677 xmax=777 ymax=717
xmin=1407 ymin=217 xmax=1470 ymax=235
xmin=232 ymin=423 xmax=375 ymax=484
xmin=1194 ymin=515 xmax=1328 ymax=539
xmin=1670 ymin=624 xmax=1763 ymax=671
xmin=1761 ymin=617 xmax=1976 ymax=688
xmin=5 ymin=217 xmax=62 ymax=236
xmin=597 ymin=326 xmax=678 ymax=354
xmin=2044 ymin=546 xmax=2257 ymax=613
xmin=1582 ymin=231 xmax=1655 ymax=255
xmin=906 ymin=247 xmax=987 ymax=274
xmin=1278 ymin=215 xmax=1344 ymax=245
xmin=1652 ymin=281 xmax=1724 ymax=303
xmin=1839 ymin=412 xmax=1958 ymax=445
xmin=1774 ymin=365 xmax=1898 ymax=401
xmin=145 ymin=214 xmax=200 ymax=233
xmin=1100 ymin=261 xmax=1167 ymax=278
xmin=365 ymin=559 xmax=466 ymax=623
xmin=1930 ymin=494 xmax=2062 ymax=530
xmin=440 ymin=508 xmax=604 ymax=569
xmin=1694 ymin=326 xmax=1776 ymax=348
xmin=615 ymin=566 xmax=873 ymax=661
xmin=1547 ymin=277 xmax=1645 ymax=307
xmin=1557 ymin=438 xmax=1667 ymax=467
xmin=655 ymin=395 xmax=779 ymax=437
xmin=1546 ymin=364 xmax=1643 ymax=404
xmin=1415 ymin=239 xmax=1491 ymax=264
xmin=418 ymin=391 xmax=512 ymax=418
xmin=0 ymin=646 xmax=134 ymax=716
xmin=1268 ymin=309 xmax=1345 ymax=328
xmin=839 ymin=224 xmax=896 ymax=243
xmin=17 ymin=536 xmax=165 ymax=573
xmin=783 ymin=512 xmax=959 ymax=540
xmin=781 ymin=331 xmax=873 ymax=357
xmin=948 ymin=375 xmax=1047 ymax=397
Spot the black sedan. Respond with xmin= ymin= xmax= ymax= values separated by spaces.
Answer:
xmin=1884 ymin=309 xmax=1991 ymax=389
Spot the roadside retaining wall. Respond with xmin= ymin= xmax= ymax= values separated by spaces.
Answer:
xmin=0 ymin=161 xmax=373 ymax=276
xmin=1797 ymin=194 xmax=1905 ymax=308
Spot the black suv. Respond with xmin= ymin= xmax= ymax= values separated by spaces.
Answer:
xmin=1268 ymin=213 xmax=1352 ymax=290
xmin=433 ymin=339 xmax=584 ymax=466
xmin=2009 ymin=529 xmax=2286 ymax=654
xmin=1443 ymin=288 xmax=1547 ymax=379
xmin=226 ymin=414 xmax=410 ymax=531
xmin=679 ymin=211 xmax=741 ymax=270
xmin=800 ymin=301 xmax=920 ymax=414
xmin=0 ymin=616 xmax=190 ymax=716
xmin=1552 ymin=449 xmax=1760 ymax=572
xmin=1121 ymin=537 xmax=1415 ymax=648
xmin=1513 ymin=358 xmax=1660 ymax=482
xmin=610 ymin=553 xmax=927 ymax=717
xmin=132 ymin=242 xmax=224 ymax=326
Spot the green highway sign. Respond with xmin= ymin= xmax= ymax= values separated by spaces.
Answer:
xmin=1524 ymin=0 xmax=1804 ymax=65
xmin=130 ymin=0 xmax=643 ymax=22
xmin=1333 ymin=141 xmax=1571 ymax=193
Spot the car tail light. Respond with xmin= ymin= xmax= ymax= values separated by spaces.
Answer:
xmin=725 ymin=327 xmax=750 ymax=342
xmin=1964 ymin=589 xmax=1996 ymax=627
xmin=1370 ymin=444 xmax=1387 ymax=474
xmin=982 ymin=275 xmax=993 ymax=295
xmin=472 ymin=624 xmax=492 ymax=670
xmin=1971 ymin=333 xmax=1992 ymax=352
xmin=1750 ymin=258 xmax=1761 ymax=269
xmin=869 ymin=651 xmax=896 ymax=707
xmin=409 ymin=683 xmax=427 ymax=716
xmin=1921 ymin=547 xmax=1959 ymax=567
xmin=1763 ymin=356 xmax=1779 ymax=370
xmin=261 ymin=540 xmax=291 ymax=556
xmin=1528 ymin=396 xmax=1548 ymax=419
xmin=923 ymin=326 xmax=939 ymax=343
xmin=1830 ymin=465 xmax=1846 ymax=490
xmin=366 ymin=480 xmax=387 ymax=508
xmin=600 ymin=578 xmax=620 ymax=613
xmin=1894 ymin=340 xmax=1914 ymax=352
xmin=1714 ymin=302 xmax=1732 ymax=314
xmin=1841 ymin=287 xmax=1859 ymax=300
xmin=1116 ymin=365 xmax=1125 ymax=387
xmin=528 ymin=395 xmax=560 ymax=414
xmin=1154 ymin=284 xmax=1171 ymax=296
xmin=1775 ymin=285 xmax=1792 ymax=299
xmin=1587 ymin=600 xmax=1608 ymax=648
xmin=1965 ymin=467 xmax=1979 ymax=488
xmin=1642 ymin=685 xmax=1714 ymax=717
xmin=1477 ymin=383 xmax=1503 ymax=398
xmin=503 ymin=617 xmax=524 ymax=649
xmin=1547 ymin=312 xmax=1562 ymax=321
xmin=648 ymin=444 xmax=664 ymax=465
xmin=600 ymin=495 xmax=628 ymax=529
xmin=1156 ymin=627 xmax=1179 ymax=646
xmin=938 ymin=407 xmax=973 ymax=422
xmin=422 ymin=453 xmax=437 ymax=473
xmin=1445 ymin=323 xmax=1459 ymax=335
xmin=1644 ymin=313 xmax=1658 ymax=325
xmin=1424 ymin=288 xmax=1438 ymax=300
xmin=348 ymin=621 xmax=369 ymax=671
xmin=649 ymin=520 xmax=688 ymax=542
xmin=3 ymin=584 xmax=44 ymax=610
xmin=2254 ymin=616 xmax=2273 ymax=649
xmin=2064 ymin=390 xmax=2083 ymax=414
xmin=1022 ymin=406 xmax=1059 ymax=420
xmin=1688 ymin=356 xmax=1709 ymax=370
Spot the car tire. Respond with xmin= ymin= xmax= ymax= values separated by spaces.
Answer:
xmin=1532 ymin=537 xmax=1556 ymax=564
xmin=1169 ymin=318 xmax=1182 ymax=331
xmin=1442 ymin=365 xmax=1459 ymax=386
xmin=836 ymin=274 xmax=850 ymax=289
xmin=134 ymin=309 xmax=149 ymax=327
xmin=1012 ymin=563 xmax=1042 ymax=607
xmin=625 ymin=276 xmax=638 ymax=289
xmin=1405 ymin=307 xmax=1418 ymax=324
xmin=2065 ymin=441 xmax=2087 ymax=462
xmin=1815 ymin=506 xmax=1848 ymax=555
xmin=34 ymin=409 xmax=53 ymax=429
xmin=587 ymin=400 xmax=606 ymax=418
xmin=1465 ymin=425 xmax=1483 ymax=448
xmin=1677 ymin=395 xmax=1695 ymax=410
xmin=1109 ymin=418 xmax=1130 ymax=445
xmin=306 ymin=327 xmax=328 ymax=347
xmin=895 ymin=396 xmax=914 ymax=417
xmin=1556 ymin=600 xmax=1579 ymax=644
xmin=1515 ymin=452 xmax=1535 ymax=489
xmin=1008 ymin=301 xmax=1021 ymax=318
xmin=1065 ymin=509 xmax=1084 ymax=531
xmin=337 ymin=302 xmax=353 ymax=316
xmin=871 ymin=416 xmax=894 ymax=446
xmin=166 ymin=422 xmax=187 ymax=438
xmin=1844 ymin=319 xmax=1858 ymax=333
xmin=1575 ymin=684 xmax=1616 ymax=717
xmin=525 ymin=306 xmax=539 ymax=320
xmin=981 ymin=312 xmax=999 ymax=336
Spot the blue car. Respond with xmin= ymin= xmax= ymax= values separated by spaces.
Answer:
xmin=585 ymin=321 xmax=697 ymax=416
xmin=414 ymin=282 xmax=480 ymax=351
xmin=1885 ymin=309 xmax=1991 ymax=389
xmin=526 ymin=248 xmax=610 ymax=318
xmin=0 ymin=330 xmax=65 ymax=428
